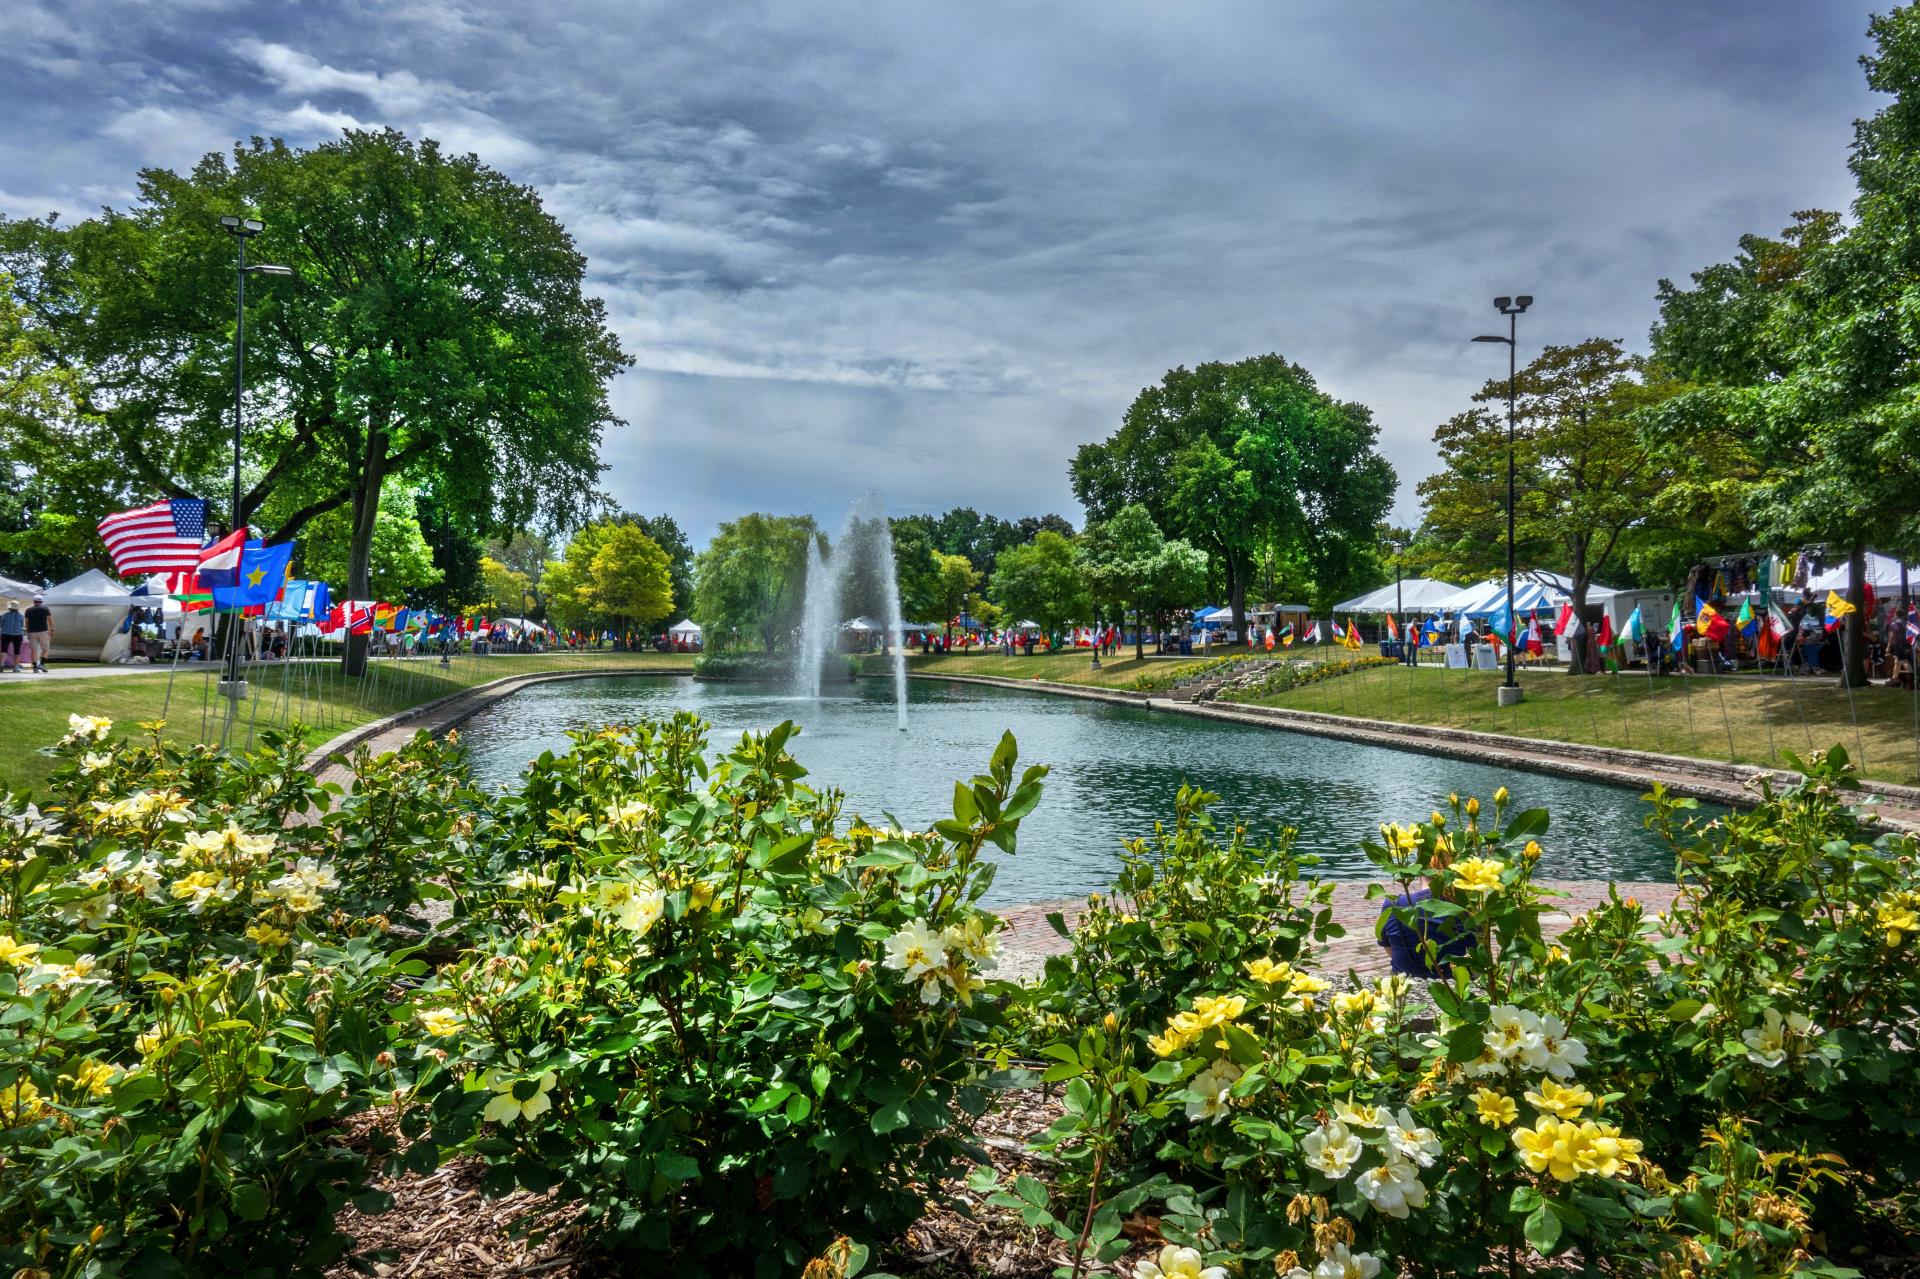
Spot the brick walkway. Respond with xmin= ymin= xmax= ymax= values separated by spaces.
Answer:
xmin=991 ymin=879 xmax=1680 ymax=983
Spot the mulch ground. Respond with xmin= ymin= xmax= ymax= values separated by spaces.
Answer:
xmin=327 ymin=1089 xmax=1093 ymax=1279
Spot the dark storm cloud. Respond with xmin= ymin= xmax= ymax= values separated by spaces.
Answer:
xmin=0 ymin=0 xmax=1883 ymax=541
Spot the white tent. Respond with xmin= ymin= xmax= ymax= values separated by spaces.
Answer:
xmin=0 ymin=572 xmax=40 ymax=602
xmin=39 ymin=569 xmax=136 ymax=661
xmin=668 ymin=618 xmax=702 ymax=637
xmin=1332 ymin=578 xmax=1463 ymax=613
xmin=1806 ymin=552 xmax=1920 ymax=594
xmin=1431 ymin=572 xmax=1619 ymax=620
xmin=841 ymin=616 xmax=882 ymax=632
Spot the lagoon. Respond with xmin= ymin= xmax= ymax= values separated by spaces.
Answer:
xmin=456 ymin=675 xmax=1692 ymax=906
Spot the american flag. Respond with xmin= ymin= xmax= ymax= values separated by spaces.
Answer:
xmin=96 ymin=499 xmax=209 ymax=575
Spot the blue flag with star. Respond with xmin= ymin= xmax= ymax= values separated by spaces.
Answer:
xmin=209 ymin=540 xmax=294 ymax=611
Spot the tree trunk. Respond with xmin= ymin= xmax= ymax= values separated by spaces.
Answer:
xmin=1226 ymin=555 xmax=1247 ymax=640
xmin=1566 ymin=541 xmax=1590 ymax=676
xmin=1133 ymin=605 xmax=1144 ymax=661
xmin=1844 ymin=541 xmax=1869 ymax=688
xmin=342 ymin=418 xmax=390 ymax=678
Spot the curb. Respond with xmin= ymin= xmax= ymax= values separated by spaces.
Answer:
xmin=301 ymin=664 xmax=692 ymax=774
xmin=888 ymin=671 xmax=1920 ymax=832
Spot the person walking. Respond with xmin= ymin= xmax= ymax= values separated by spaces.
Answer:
xmin=0 ymin=601 xmax=22 ymax=672
xmin=23 ymin=594 xmax=52 ymax=672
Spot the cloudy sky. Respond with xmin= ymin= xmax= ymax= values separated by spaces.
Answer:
xmin=0 ymin=1 xmax=1884 ymax=543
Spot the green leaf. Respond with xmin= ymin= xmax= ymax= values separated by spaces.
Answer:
xmin=1664 ymin=998 xmax=1704 ymax=1022
xmin=655 ymin=1152 xmax=700 ymax=1182
xmin=952 ymin=780 xmax=980 ymax=824
xmin=231 ymin=1183 xmax=270 ymax=1222
xmin=871 ymin=1100 xmax=911 ymax=1134
xmin=1524 ymin=1203 xmax=1561 ymax=1253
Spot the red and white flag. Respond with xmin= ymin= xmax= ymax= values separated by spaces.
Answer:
xmin=1553 ymin=602 xmax=1574 ymax=636
xmin=96 ymin=499 xmax=209 ymax=575
xmin=196 ymin=528 xmax=247 ymax=583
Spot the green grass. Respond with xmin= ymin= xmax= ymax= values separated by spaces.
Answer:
xmin=865 ymin=644 xmax=1369 ymax=689
xmin=0 ymin=651 xmax=693 ymax=794
xmin=1237 ymin=662 xmax=1920 ymax=786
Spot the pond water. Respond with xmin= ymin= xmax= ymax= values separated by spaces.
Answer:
xmin=456 ymin=675 xmax=1696 ymax=906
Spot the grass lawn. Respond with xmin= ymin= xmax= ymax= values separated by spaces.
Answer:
xmin=1235 ymin=661 xmax=1920 ymax=786
xmin=0 ymin=651 xmax=694 ymax=794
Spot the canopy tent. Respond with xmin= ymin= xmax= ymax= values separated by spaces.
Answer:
xmin=1190 ymin=605 xmax=1230 ymax=629
xmin=0 ymin=572 xmax=41 ymax=602
xmin=667 ymin=618 xmax=702 ymax=637
xmin=1009 ymin=619 xmax=1044 ymax=633
xmin=488 ymin=616 xmax=548 ymax=636
xmin=841 ymin=616 xmax=882 ymax=632
xmin=1432 ymin=572 xmax=1620 ymax=621
xmin=41 ymin=569 xmax=133 ymax=606
xmin=1806 ymin=552 xmax=1920 ymax=594
xmin=1331 ymin=578 xmax=1463 ymax=614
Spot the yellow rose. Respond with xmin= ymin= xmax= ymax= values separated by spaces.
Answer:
xmin=1244 ymin=957 xmax=1295 ymax=985
xmin=1524 ymin=1079 xmax=1595 ymax=1120
xmin=1471 ymin=1087 xmax=1517 ymax=1127
xmin=1451 ymin=857 xmax=1506 ymax=896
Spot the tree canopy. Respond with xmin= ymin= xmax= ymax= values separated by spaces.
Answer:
xmin=543 ymin=519 xmax=674 ymax=634
xmin=988 ymin=531 xmax=1091 ymax=638
xmin=1078 ymin=504 xmax=1207 ymax=659
xmin=1071 ymin=354 xmax=1394 ymax=629
xmin=691 ymin=514 xmax=819 ymax=651
xmin=0 ymin=128 xmax=629 ymax=671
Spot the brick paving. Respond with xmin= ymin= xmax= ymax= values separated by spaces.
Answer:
xmin=991 ymin=879 xmax=1680 ymax=983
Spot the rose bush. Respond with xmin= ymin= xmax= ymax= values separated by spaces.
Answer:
xmin=400 ymin=718 xmax=1048 ymax=1276
xmin=1014 ymin=759 xmax=1908 ymax=1277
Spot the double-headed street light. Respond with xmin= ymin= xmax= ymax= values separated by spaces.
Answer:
xmin=1473 ymin=294 xmax=1532 ymax=705
xmin=216 ymin=215 xmax=292 ymax=697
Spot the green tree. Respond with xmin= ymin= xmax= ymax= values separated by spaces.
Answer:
xmin=1418 ymin=339 xmax=1673 ymax=670
xmin=0 ymin=129 xmax=629 ymax=676
xmin=989 ymin=531 xmax=1091 ymax=639
xmin=1071 ymin=354 xmax=1395 ymax=638
xmin=292 ymin=479 xmax=444 ymax=602
xmin=1078 ymin=503 xmax=1207 ymax=659
xmin=932 ymin=553 xmax=981 ymax=645
xmin=691 ymin=514 xmax=820 ymax=651
xmin=1642 ymin=7 xmax=1920 ymax=684
xmin=585 ymin=524 xmax=674 ymax=631
xmin=889 ymin=518 xmax=943 ymax=622
xmin=485 ymin=532 xmax=554 ymax=616
xmin=626 ymin=513 xmax=694 ymax=625
xmin=477 ymin=554 xmax=533 ymax=617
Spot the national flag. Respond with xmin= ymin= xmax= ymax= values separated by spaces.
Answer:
xmin=1525 ymin=610 xmax=1543 ymax=655
xmin=392 ymin=608 xmax=412 ymax=634
xmin=265 ymin=579 xmax=309 ymax=622
xmin=97 ymin=499 xmax=210 ymax=575
xmin=1385 ymin=614 xmax=1400 ymax=642
xmin=1694 ymin=598 xmax=1719 ymax=631
xmin=209 ymin=540 xmax=294 ymax=612
xmin=1344 ymin=619 xmax=1363 ymax=649
xmin=1734 ymin=599 xmax=1755 ymax=636
xmin=1263 ymin=628 xmax=1274 ymax=652
xmin=1281 ymin=629 xmax=1294 ymax=648
xmin=1277 ymin=622 xmax=1293 ymax=640
xmin=320 ymin=604 xmax=344 ymax=634
xmin=347 ymin=601 xmax=375 ymax=635
xmin=1553 ymin=602 xmax=1574 ymax=637
xmin=1596 ymin=612 xmax=1614 ymax=649
xmin=303 ymin=582 xmax=332 ymax=623
xmin=1305 ymin=620 xmax=1322 ymax=644
xmin=195 ymin=529 xmax=248 ymax=587
xmin=1905 ymin=604 xmax=1920 ymax=642
xmin=1621 ymin=605 xmax=1644 ymax=647
xmin=1488 ymin=600 xmax=1514 ymax=647
xmin=1824 ymin=590 xmax=1856 ymax=631
xmin=1766 ymin=602 xmax=1793 ymax=641
xmin=1668 ymin=599 xmax=1687 ymax=653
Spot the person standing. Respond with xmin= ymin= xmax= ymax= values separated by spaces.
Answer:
xmin=23 ymin=594 xmax=52 ymax=673
xmin=0 ymin=601 xmax=22 ymax=672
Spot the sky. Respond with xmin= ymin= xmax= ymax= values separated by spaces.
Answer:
xmin=0 ymin=1 xmax=1886 ymax=545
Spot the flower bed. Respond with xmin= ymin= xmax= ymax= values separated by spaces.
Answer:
xmin=2 ymin=711 xmax=1914 ymax=1277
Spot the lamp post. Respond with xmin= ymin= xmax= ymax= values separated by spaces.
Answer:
xmin=216 ymin=216 xmax=292 ymax=698
xmin=1388 ymin=538 xmax=1407 ymax=665
xmin=1473 ymin=294 xmax=1532 ymax=707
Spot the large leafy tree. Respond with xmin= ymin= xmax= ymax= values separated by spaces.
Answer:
xmin=0 ymin=129 xmax=629 ymax=674
xmin=1418 ymin=339 xmax=1672 ymax=670
xmin=1071 ymin=354 xmax=1394 ymax=637
xmin=691 ymin=514 xmax=820 ymax=652
xmin=1642 ymin=7 xmax=1920 ymax=684
xmin=931 ymin=553 xmax=981 ymax=644
xmin=543 ymin=519 xmax=673 ymax=634
xmin=888 ymin=518 xmax=943 ymax=622
xmin=989 ymin=531 xmax=1092 ymax=638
